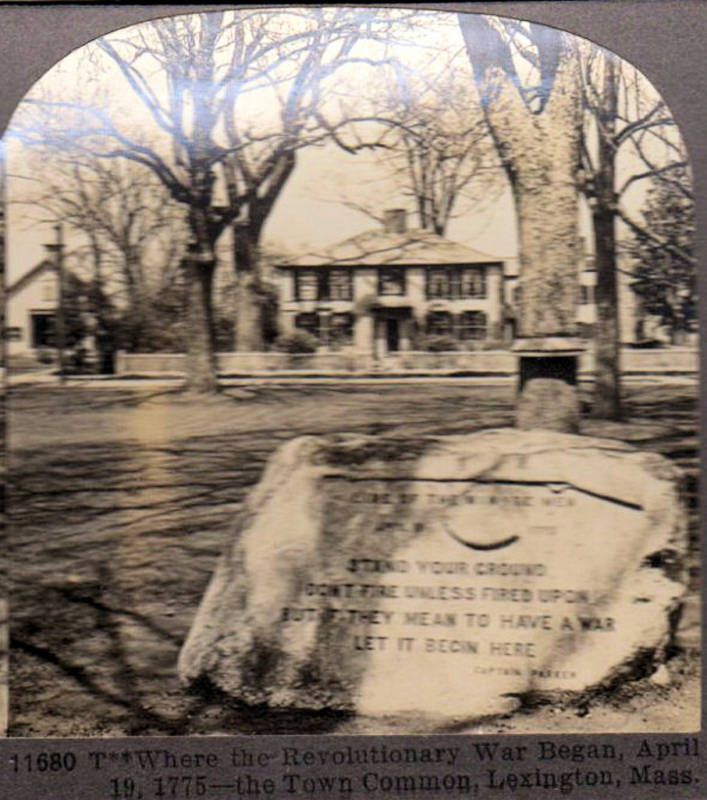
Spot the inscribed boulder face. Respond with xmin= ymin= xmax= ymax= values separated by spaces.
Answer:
xmin=178 ymin=429 xmax=687 ymax=722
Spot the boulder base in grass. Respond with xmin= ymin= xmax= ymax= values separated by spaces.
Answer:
xmin=178 ymin=429 xmax=687 ymax=723
xmin=516 ymin=378 xmax=580 ymax=432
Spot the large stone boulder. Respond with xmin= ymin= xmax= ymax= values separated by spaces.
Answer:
xmin=178 ymin=429 xmax=687 ymax=723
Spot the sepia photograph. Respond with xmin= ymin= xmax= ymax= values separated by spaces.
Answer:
xmin=3 ymin=5 xmax=699 ymax=739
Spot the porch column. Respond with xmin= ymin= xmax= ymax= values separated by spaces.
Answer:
xmin=319 ymin=310 xmax=331 ymax=352
xmin=451 ymin=313 xmax=461 ymax=343
xmin=280 ymin=312 xmax=296 ymax=336
xmin=354 ymin=313 xmax=374 ymax=356
xmin=374 ymin=317 xmax=386 ymax=359
xmin=399 ymin=316 xmax=412 ymax=351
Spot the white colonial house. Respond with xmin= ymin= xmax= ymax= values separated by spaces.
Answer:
xmin=275 ymin=210 xmax=510 ymax=358
xmin=272 ymin=211 xmax=638 ymax=358
xmin=5 ymin=244 xmax=61 ymax=358
xmin=7 ymin=217 xmax=689 ymax=369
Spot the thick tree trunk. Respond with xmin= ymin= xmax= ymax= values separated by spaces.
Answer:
xmin=179 ymin=197 xmax=220 ymax=392
xmin=592 ymin=205 xmax=622 ymax=418
xmin=459 ymin=16 xmax=583 ymax=433
xmin=233 ymin=222 xmax=264 ymax=352
xmin=459 ymin=16 xmax=582 ymax=343
xmin=231 ymin=154 xmax=295 ymax=352
xmin=119 ymin=245 xmax=153 ymax=352
xmin=125 ymin=278 xmax=151 ymax=352
xmin=235 ymin=273 xmax=265 ymax=352
xmin=514 ymin=178 xmax=579 ymax=338
xmin=590 ymin=55 xmax=622 ymax=419
xmin=184 ymin=257 xmax=218 ymax=392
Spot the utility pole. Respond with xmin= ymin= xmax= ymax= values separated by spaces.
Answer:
xmin=54 ymin=223 xmax=66 ymax=384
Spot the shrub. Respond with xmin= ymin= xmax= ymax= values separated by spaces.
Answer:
xmin=274 ymin=330 xmax=319 ymax=354
xmin=214 ymin=314 xmax=235 ymax=352
xmin=424 ymin=334 xmax=459 ymax=352
xmin=460 ymin=338 xmax=509 ymax=351
xmin=629 ymin=338 xmax=664 ymax=349
xmin=36 ymin=347 xmax=55 ymax=365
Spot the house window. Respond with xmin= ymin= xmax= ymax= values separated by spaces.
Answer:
xmin=295 ymin=312 xmax=319 ymax=339
xmin=295 ymin=269 xmax=318 ymax=301
xmin=30 ymin=313 xmax=55 ymax=348
xmin=580 ymin=285 xmax=595 ymax=305
xmin=378 ymin=267 xmax=406 ymax=296
xmin=459 ymin=267 xmax=486 ymax=298
xmin=4 ymin=327 xmax=22 ymax=341
xmin=295 ymin=269 xmax=352 ymax=301
xmin=330 ymin=313 xmax=354 ymax=347
xmin=329 ymin=269 xmax=353 ymax=301
xmin=427 ymin=266 xmax=490 ymax=299
xmin=427 ymin=268 xmax=451 ymax=299
xmin=459 ymin=310 xmax=487 ymax=340
xmin=426 ymin=311 xmax=453 ymax=337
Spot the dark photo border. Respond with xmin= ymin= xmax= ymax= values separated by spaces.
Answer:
xmin=0 ymin=2 xmax=704 ymax=798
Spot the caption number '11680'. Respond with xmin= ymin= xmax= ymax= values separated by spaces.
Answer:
xmin=10 ymin=752 xmax=78 ymax=772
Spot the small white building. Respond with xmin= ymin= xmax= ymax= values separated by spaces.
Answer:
xmin=6 ymin=245 xmax=61 ymax=358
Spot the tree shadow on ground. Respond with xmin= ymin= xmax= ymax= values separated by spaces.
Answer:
xmin=7 ymin=381 xmax=699 ymax=735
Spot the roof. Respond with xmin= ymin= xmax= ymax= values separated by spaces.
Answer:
xmin=280 ymin=228 xmax=505 ymax=268
xmin=502 ymin=256 xmax=520 ymax=278
xmin=7 ymin=259 xmax=55 ymax=297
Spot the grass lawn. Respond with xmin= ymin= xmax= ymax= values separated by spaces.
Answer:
xmin=7 ymin=381 xmax=700 ymax=736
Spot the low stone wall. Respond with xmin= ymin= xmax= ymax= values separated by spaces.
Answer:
xmin=218 ymin=351 xmax=362 ymax=373
xmin=614 ymin=347 xmax=698 ymax=374
xmin=114 ymin=351 xmax=367 ymax=375
xmin=115 ymin=350 xmax=517 ymax=375
xmin=115 ymin=352 xmax=188 ymax=374
xmin=386 ymin=350 xmax=515 ymax=373
xmin=115 ymin=347 xmax=698 ymax=376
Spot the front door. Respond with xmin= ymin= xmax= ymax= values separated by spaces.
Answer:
xmin=30 ymin=312 xmax=55 ymax=348
xmin=386 ymin=318 xmax=399 ymax=352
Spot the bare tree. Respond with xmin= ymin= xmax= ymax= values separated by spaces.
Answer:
xmin=625 ymin=166 xmax=695 ymax=344
xmin=220 ymin=11 xmax=406 ymax=352
xmin=13 ymin=153 xmax=187 ymax=353
xmin=458 ymin=16 xmax=583 ymax=346
xmin=353 ymin=61 xmax=502 ymax=236
xmin=12 ymin=9 xmax=404 ymax=388
xmin=579 ymin=47 xmax=690 ymax=418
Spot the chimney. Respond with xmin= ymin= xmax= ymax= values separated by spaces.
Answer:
xmin=44 ymin=241 xmax=63 ymax=268
xmin=383 ymin=208 xmax=407 ymax=235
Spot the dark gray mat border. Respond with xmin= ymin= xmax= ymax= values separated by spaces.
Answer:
xmin=0 ymin=2 xmax=704 ymax=799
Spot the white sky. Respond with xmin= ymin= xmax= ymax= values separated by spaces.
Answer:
xmin=4 ymin=7 xmax=687 ymax=286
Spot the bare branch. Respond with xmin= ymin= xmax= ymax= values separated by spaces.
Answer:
xmin=617 ymin=206 xmax=693 ymax=267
